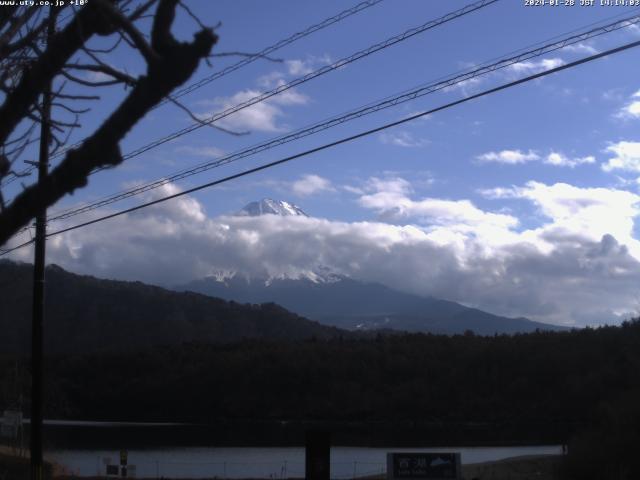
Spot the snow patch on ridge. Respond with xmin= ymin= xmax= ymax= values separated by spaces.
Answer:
xmin=236 ymin=198 xmax=308 ymax=217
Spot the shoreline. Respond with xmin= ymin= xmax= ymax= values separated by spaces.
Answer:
xmin=2 ymin=448 xmax=564 ymax=480
xmin=49 ymin=455 xmax=564 ymax=480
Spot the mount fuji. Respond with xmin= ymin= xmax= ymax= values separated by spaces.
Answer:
xmin=236 ymin=198 xmax=307 ymax=217
xmin=176 ymin=199 xmax=568 ymax=336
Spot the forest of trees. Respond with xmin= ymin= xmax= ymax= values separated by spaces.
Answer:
xmin=2 ymin=320 xmax=640 ymax=478
xmin=0 ymin=261 xmax=346 ymax=354
xmin=3 ymin=320 xmax=640 ymax=436
xmin=2 ymin=260 xmax=640 ymax=478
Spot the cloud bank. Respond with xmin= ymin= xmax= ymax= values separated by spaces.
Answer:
xmin=8 ymin=178 xmax=640 ymax=328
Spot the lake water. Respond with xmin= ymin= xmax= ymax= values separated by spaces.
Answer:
xmin=47 ymin=445 xmax=563 ymax=478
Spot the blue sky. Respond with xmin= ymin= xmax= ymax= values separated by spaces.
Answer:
xmin=6 ymin=0 xmax=640 ymax=326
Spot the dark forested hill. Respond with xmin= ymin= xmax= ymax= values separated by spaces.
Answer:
xmin=1 ymin=320 xmax=639 ymax=448
xmin=1 ymin=294 xmax=639 ymax=474
xmin=177 ymin=275 xmax=567 ymax=335
xmin=0 ymin=261 xmax=346 ymax=354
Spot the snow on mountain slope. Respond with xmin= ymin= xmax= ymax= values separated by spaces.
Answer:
xmin=236 ymin=198 xmax=308 ymax=217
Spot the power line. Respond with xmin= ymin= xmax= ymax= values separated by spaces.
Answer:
xmin=49 ymin=2 xmax=639 ymax=180
xmin=4 ymin=0 xmax=500 ymax=239
xmin=157 ymin=0 xmax=385 ymax=107
xmin=4 ymin=0 xmax=497 ymax=196
xmin=3 ymin=35 xmax=639 ymax=257
xmin=95 ymin=0 xmax=499 ymax=166
xmin=47 ymin=0 xmax=387 ymax=161
xmin=1 ymin=0 xmax=386 ymax=186
xmin=9 ymin=6 xmax=638 ymax=191
xmin=43 ymin=11 xmax=640 ymax=224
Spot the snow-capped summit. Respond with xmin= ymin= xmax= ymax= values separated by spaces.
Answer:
xmin=236 ymin=198 xmax=308 ymax=217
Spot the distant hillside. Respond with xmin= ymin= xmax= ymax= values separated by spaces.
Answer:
xmin=0 ymin=261 xmax=346 ymax=354
xmin=177 ymin=275 xmax=568 ymax=335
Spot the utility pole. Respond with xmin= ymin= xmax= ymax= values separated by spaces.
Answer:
xmin=30 ymin=8 xmax=54 ymax=480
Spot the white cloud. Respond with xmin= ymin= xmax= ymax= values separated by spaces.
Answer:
xmin=361 ymin=176 xmax=412 ymax=196
xmin=200 ymin=86 xmax=309 ymax=132
xmin=342 ymin=185 xmax=365 ymax=195
xmin=562 ymin=42 xmax=599 ymax=55
xmin=544 ymin=152 xmax=595 ymax=168
xmin=357 ymin=176 xmax=517 ymax=235
xmin=285 ymin=54 xmax=332 ymax=76
xmin=443 ymin=57 xmax=564 ymax=97
xmin=478 ymin=187 xmax=519 ymax=199
xmin=602 ymin=141 xmax=640 ymax=172
xmin=257 ymin=55 xmax=332 ymax=89
xmin=602 ymin=88 xmax=625 ymax=102
xmin=175 ymin=145 xmax=225 ymax=158
xmin=257 ymin=71 xmax=285 ymax=89
xmin=514 ymin=181 xmax=640 ymax=247
xmin=344 ymin=175 xmax=431 ymax=197
xmin=616 ymin=100 xmax=640 ymax=118
xmin=476 ymin=149 xmax=594 ymax=168
xmin=291 ymin=174 xmax=335 ymax=197
xmin=616 ymin=89 xmax=640 ymax=119
xmin=443 ymin=76 xmax=486 ymax=95
xmin=286 ymin=59 xmax=313 ymax=76
xmin=622 ymin=102 xmax=640 ymax=118
xmin=507 ymin=57 xmax=565 ymax=74
xmin=379 ymin=131 xmax=429 ymax=148
xmin=627 ymin=23 xmax=640 ymax=36
xmin=476 ymin=150 xmax=540 ymax=164
xmin=8 ymin=180 xmax=640 ymax=327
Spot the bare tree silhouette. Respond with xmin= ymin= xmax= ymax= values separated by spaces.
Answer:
xmin=0 ymin=0 xmax=217 ymax=246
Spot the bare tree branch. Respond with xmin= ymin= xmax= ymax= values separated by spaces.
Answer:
xmin=151 ymin=0 xmax=179 ymax=53
xmin=64 ymin=63 xmax=137 ymax=86
xmin=167 ymin=94 xmax=249 ymax=136
xmin=4 ymin=137 xmax=37 ymax=164
xmin=52 ymin=115 xmax=80 ymax=155
xmin=52 ymin=102 xmax=91 ymax=115
xmin=49 ymin=117 xmax=81 ymax=129
xmin=120 ymin=29 xmax=139 ymax=50
xmin=0 ymin=7 xmax=37 ymax=55
xmin=0 ymin=16 xmax=47 ymax=62
xmin=0 ymin=8 xmax=17 ymax=33
xmin=178 ymin=1 xmax=207 ymax=31
xmin=3 ymin=122 xmax=36 ymax=148
xmin=0 ymin=3 xmax=116 ymax=146
xmin=60 ymin=69 xmax=125 ymax=87
xmin=94 ymin=0 xmax=160 ymax=64
xmin=83 ymin=34 xmax=123 ymax=54
xmin=129 ymin=0 xmax=160 ymax=22
xmin=0 ymin=0 xmax=217 ymax=245
xmin=54 ymin=92 xmax=101 ymax=101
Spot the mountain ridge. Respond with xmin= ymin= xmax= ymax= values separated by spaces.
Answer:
xmin=236 ymin=198 xmax=307 ymax=217
xmin=0 ymin=260 xmax=347 ymax=355
xmin=213 ymin=198 xmax=568 ymax=334
xmin=177 ymin=274 xmax=569 ymax=335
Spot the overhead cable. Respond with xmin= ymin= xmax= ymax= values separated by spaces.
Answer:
xmin=3 ymin=34 xmax=639 ymax=255
xmin=1 ymin=0 xmax=386 ymax=186
xmin=45 ymin=11 xmax=640 ymax=223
